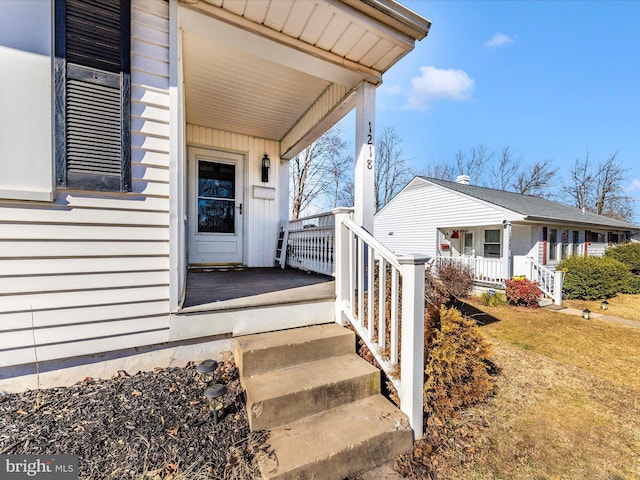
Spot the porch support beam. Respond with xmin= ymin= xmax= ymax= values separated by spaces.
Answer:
xmin=281 ymin=83 xmax=355 ymax=160
xmin=168 ymin=0 xmax=185 ymax=313
xmin=354 ymin=81 xmax=376 ymax=232
xmin=502 ymin=220 xmax=512 ymax=281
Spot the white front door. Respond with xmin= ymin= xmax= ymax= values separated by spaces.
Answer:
xmin=188 ymin=148 xmax=244 ymax=265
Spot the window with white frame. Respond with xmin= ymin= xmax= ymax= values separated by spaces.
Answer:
xmin=549 ymin=228 xmax=558 ymax=261
xmin=483 ymin=229 xmax=501 ymax=258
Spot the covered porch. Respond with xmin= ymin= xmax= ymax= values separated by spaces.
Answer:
xmin=168 ymin=0 xmax=432 ymax=440
xmin=434 ymin=224 xmax=564 ymax=304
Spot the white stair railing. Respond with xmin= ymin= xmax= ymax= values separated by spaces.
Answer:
xmin=528 ymin=258 xmax=564 ymax=305
xmin=334 ymin=208 xmax=428 ymax=437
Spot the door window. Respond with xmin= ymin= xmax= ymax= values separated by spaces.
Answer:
xmin=197 ymin=161 xmax=235 ymax=233
xmin=463 ymin=232 xmax=474 ymax=256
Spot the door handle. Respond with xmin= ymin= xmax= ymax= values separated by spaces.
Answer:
xmin=238 ymin=203 xmax=243 ymax=215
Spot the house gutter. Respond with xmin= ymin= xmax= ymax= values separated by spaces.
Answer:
xmin=524 ymin=216 xmax=640 ymax=232
xmin=341 ymin=0 xmax=432 ymax=40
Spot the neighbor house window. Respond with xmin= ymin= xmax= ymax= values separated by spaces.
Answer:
xmin=483 ymin=229 xmax=501 ymax=258
xmin=549 ymin=228 xmax=558 ymax=261
xmin=54 ymin=0 xmax=131 ymax=192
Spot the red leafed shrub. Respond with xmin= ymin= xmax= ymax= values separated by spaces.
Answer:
xmin=504 ymin=278 xmax=542 ymax=308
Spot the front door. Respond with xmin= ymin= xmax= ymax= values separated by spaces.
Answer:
xmin=188 ymin=148 xmax=244 ymax=265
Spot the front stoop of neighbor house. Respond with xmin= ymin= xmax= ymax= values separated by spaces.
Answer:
xmin=234 ymin=323 xmax=413 ymax=480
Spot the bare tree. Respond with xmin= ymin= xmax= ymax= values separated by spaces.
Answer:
xmin=290 ymin=127 xmax=348 ymax=218
xmin=456 ymin=144 xmax=494 ymax=185
xmin=593 ymin=152 xmax=634 ymax=220
xmin=325 ymin=152 xmax=353 ymax=209
xmin=421 ymin=161 xmax=456 ymax=181
xmin=338 ymin=179 xmax=355 ymax=208
xmin=375 ymin=126 xmax=413 ymax=212
xmin=563 ymin=152 xmax=594 ymax=211
xmin=512 ymin=159 xmax=558 ymax=197
xmin=562 ymin=151 xmax=634 ymax=221
xmin=491 ymin=145 xmax=520 ymax=190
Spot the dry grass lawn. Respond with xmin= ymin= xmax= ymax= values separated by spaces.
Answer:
xmin=564 ymin=293 xmax=640 ymax=322
xmin=444 ymin=299 xmax=640 ymax=480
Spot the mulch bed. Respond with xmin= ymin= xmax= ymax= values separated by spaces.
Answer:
xmin=0 ymin=361 xmax=268 ymax=479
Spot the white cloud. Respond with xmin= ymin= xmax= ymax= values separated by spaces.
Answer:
xmin=405 ymin=66 xmax=475 ymax=111
xmin=379 ymin=84 xmax=404 ymax=97
xmin=625 ymin=179 xmax=640 ymax=192
xmin=485 ymin=32 xmax=513 ymax=48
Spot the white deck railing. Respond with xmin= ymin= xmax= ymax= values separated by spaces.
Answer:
xmin=285 ymin=212 xmax=335 ymax=276
xmin=333 ymin=208 xmax=427 ymax=437
xmin=435 ymin=256 xmax=503 ymax=285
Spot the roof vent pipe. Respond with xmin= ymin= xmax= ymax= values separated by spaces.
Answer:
xmin=456 ymin=175 xmax=470 ymax=185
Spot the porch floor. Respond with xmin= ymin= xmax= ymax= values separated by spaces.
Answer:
xmin=180 ymin=267 xmax=335 ymax=313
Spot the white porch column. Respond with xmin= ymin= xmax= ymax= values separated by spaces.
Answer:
xmin=354 ymin=82 xmax=376 ymax=232
xmin=502 ymin=221 xmax=512 ymax=281
xmin=399 ymin=253 xmax=429 ymax=439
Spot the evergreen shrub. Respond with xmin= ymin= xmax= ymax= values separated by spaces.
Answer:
xmin=558 ymin=255 xmax=632 ymax=300
xmin=622 ymin=275 xmax=640 ymax=294
xmin=423 ymin=306 xmax=495 ymax=418
xmin=604 ymin=243 xmax=640 ymax=274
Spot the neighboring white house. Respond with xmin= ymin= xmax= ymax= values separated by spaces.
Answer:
xmin=375 ymin=176 xmax=639 ymax=298
xmin=0 ymin=0 xmax=431 ymax=386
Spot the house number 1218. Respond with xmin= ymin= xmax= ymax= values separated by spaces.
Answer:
xmin=367 ymin=122 xmax=373 ymax=170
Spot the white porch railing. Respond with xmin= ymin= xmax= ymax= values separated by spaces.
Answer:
xmin=285 ymin=212 xmax=335 ymax=276
xmin=436 ymin=255 xmax=564 ymax=305
xmin=528 ymin=258 xmax=564 ymax=305
xmin=334 ymin=208 xmax=428 ymax=437
xmin=435 ymin=256 xmax=503 ymax=285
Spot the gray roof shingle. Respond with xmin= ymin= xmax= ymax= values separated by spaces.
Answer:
xmin=421 ymin=177 xmax=639 ymax=230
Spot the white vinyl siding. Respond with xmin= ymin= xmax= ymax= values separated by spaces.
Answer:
xmin=374 ymin=178 xmax=509 ymax=257
xmin=186 ymin=124 xmax=283 ymax=267
xmin=511 ymin=225 xmax=536 ymax=257
xmin=0 ymin=0 xmax=171 ymax=368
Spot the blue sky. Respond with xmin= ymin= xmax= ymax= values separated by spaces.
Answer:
xmin=339 ymin=0 xmax=640 ymax=223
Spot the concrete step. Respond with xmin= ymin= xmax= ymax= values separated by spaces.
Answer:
xmin=258 ymin=394 xmax=413 ymax=480
xmin=538 ymin=297 xmax=553 ymax=307
xmin=234 ymin=323 xmax=355 ymax=379
xmin=244 ymin=353 xmax=380 ymax=431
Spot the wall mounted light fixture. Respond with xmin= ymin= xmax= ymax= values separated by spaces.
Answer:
xmin=261 ymin=153 xmax=270 ymax=183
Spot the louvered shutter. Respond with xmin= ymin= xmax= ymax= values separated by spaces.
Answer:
xmin=55 ymin=0 xmax=131 ymax=192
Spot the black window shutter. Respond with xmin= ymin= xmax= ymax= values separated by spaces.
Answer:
xmin=55 ymin=0 xmax=131 ymax=192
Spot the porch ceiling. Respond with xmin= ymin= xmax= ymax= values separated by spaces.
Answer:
xmin=178 ymin=0 xmax=430 ymax=153
xmin=182 ymin=31 xmax=331 ymax=141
